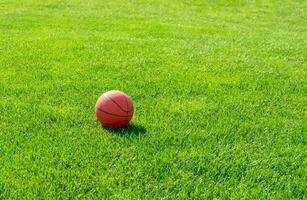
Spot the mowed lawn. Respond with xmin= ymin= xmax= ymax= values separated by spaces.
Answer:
xmin=0 ymin=0 xmax=306 ymax=198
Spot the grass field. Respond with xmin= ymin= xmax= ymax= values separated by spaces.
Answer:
xmin=0 ymin=0 xmax=306 ymax=199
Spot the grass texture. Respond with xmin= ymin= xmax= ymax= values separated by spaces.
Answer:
xmin=0 ymin=0 xmax=306 ymax=199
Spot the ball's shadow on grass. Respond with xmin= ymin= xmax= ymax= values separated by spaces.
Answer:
xmin=105 ymin=124 xmax=146 ymax=137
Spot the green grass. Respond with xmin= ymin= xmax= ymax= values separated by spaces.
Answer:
xmin=0 ymin=0 xmax=306 ymax=199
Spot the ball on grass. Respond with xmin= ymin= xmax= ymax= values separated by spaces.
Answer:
xmin=95 ymin=90 xmax=134 ymax=128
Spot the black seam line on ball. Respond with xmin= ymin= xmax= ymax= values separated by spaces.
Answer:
xmin=125 ymin=96 xmax=128 ymax=116
xmin=107 ymin=96 xmax=133 ymax=112
xmin=97 ymin=108 xmax=131 ymax=117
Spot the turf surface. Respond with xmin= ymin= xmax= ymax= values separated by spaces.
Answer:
xmin=0 ymin=0 xmax=306 ymax=199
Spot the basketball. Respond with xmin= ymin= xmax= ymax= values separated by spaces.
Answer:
xmin=95 ymin=90 xmax=134 ymax=128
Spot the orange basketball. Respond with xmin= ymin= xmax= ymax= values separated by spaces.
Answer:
xmin=95 ymin=90 xmax=134 ymax=128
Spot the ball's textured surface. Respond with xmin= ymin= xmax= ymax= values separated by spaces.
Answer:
xmin=95 ymin=90 xmax=134 ymax=128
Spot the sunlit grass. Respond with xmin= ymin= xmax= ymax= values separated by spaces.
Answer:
xmin=0 ymin=0 xmax=306 ymax=198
